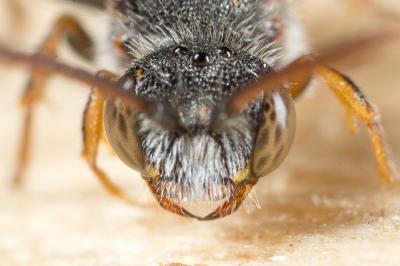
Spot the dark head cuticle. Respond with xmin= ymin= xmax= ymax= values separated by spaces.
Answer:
xmin=193 ymin=51 xmax=210 ymax=67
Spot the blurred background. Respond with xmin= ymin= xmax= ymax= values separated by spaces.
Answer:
xmin=0 ymin=0 xmax=400 ymax=265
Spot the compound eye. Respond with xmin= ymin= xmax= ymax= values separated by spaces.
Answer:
xmin=118 ymin=72 xmax=136 ymax=91
xmin=173 ymin=45 xmax=190 ymax=55
xmin=118 ymin=67 xmax=144 ymax=91
xmin=252 ymin=92 xmax=296 ymax=177
xmin=217 ymin=46 xmax=233 ymax=58
xmin=193 ymin=52 xmax=210 ymax=67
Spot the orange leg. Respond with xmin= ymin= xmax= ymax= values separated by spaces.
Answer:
xmin=317 ymin=67 xmax=393 ymax=184
xmin=286 ymin=56 xmax=394 ymax=185
xmin=13 ymin=15 xmax=93 ymax=186
xmin=81 ymin=71 xmax=134 ymax=204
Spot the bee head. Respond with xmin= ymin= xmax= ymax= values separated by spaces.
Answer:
xmin=104 ymin=41 xmax=296 ymax=219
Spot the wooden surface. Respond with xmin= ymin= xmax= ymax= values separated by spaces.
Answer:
xmin=0 ymin=0 xmax=400 ymax=265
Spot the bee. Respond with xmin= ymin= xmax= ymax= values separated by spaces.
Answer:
xmin=1 ymin=0 xmax=397 ymax=220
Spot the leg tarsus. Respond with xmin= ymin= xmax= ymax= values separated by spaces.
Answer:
xmin=13 ymin=110 xmax=33 ymax=187
xmin=285 ymin=55 xmax=395 ymax=185
xmin=317 ymin=65 xmax=395 ymax=184
xmin=85 ymin=160 xmax=134 ymax=204
xmin=367 ymin=121 xmax=392 ymax=184
xmin=13 ymin=77 xmax=45 ymax=186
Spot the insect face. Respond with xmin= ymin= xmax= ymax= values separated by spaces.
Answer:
xmin=5 ymin=0 xmax=394 ymax=221
xmin=104 ymin=41 xmax=296 ymax=219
